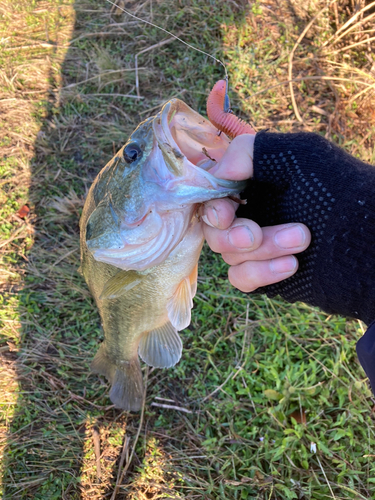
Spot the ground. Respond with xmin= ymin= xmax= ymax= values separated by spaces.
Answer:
xmin=1 ymin=0 xmax=375 ymax=498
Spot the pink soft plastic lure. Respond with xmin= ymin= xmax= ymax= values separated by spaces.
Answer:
xmin=207 ymin=79 xmax=255 ymax=137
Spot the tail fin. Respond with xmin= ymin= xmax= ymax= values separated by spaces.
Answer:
xmin=91 ymin=344 xmax=144 ymax=411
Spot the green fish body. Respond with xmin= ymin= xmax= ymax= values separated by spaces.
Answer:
xmin=80 ymin=99 xmax=246 ymax=410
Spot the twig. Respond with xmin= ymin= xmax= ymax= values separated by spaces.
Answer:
xmin=105 ymin=0 xmax=228 ymax=81
xmin=113 ymin=435 xmax=130 ymax=490
xmin=324 ymin=11 xmax=375 ymax=48
xmin=168 ymin=455 xmax=207 ymax=461
xmin=311 ymin=105 xmax=330 ymax=116
xmin=110 ymin=367 xmax=149 ymax=500
xmin=240 ymin=303 xmax=250 ymax=363
xmin=288 ymin=2 xmax=336 ymax=122
xmin=0 ymin=97 xmax=40 ymax=103
xmin=154 ymin=396 xmax=175 ymax=402
xmin=51 ymin=248 xmax=78 ymax=267
xmin=201 ymin=364 xmax=244 ymax=402
xmin=333 ymin=1 xmax=339 ymax=31
xmin=325 ymin=35 xmax=375 ymax=55
xmin=109 ymin=103 xmax=130 ymax=120
xmin=135 ymin=35 xmax=180 ymax=97
xmin=79 ymin=93 xmax=144 ymax=99
xmin=107 ymin=21 xmax=142 ymax=28
xmin=138 ymin=89 xmax=187 ymax=115
xmin=286 ymin=333 xmax=348 ymax=387
xmin=316 ymin=455 xmax=337 ymax=499
xmin=1 ymin=42 xmax=55 ymax=51
xmin=322 ymin=0 xmax=375 ymax=48
xmin=349 ymin=82 xmax=375 ymax=104
xmin=67 ymin=31 xmax=133 ymax=46
xmin=246 ymin=75 xmax=374 ymax=100
xmin=60 ymin=68 xmax=145 ymax=90
xmin=92 ymin=427 xmax=101 ymax=482
xmin=0 ymin=225 xmax=27 ymax=249
xmin=151 ymin=402 xmax=192 ymax=413
xmin=30 ymin=367 xmax=112 ymax=409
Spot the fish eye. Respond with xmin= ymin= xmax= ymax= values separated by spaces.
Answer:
xmin=123 ymin=143 xmax=142 ymax=164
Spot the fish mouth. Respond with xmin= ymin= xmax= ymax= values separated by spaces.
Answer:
xmin=153 ymin=99 xmax=247 ymax=192
xmin=86 ymin=99 xmax=247 ymax=272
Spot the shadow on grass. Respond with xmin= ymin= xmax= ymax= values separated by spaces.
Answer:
xmin=0 ymin=1 xmax=148 ymax=497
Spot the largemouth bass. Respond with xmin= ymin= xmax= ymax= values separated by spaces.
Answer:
xmin=80 ymin=98 xmax=246 ymax=411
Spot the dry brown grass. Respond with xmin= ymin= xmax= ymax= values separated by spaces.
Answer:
xmin=222 ymin=0 xmax=375 ymax=161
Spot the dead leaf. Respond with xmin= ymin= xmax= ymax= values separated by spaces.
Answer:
xmin=17 ymin=205 xmax=30 ymax=218
xmin=290 ymin=408 xmax=307 ymax=425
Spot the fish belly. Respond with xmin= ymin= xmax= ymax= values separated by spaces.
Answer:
xmin=87 ymin=219 xmax=204 ymax=411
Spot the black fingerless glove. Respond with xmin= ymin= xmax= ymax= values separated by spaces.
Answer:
xmin=237 ymin=131 xmax=375 ymax=325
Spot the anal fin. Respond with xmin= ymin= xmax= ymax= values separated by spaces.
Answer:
xmin=138 ymin=322 xmax=182 ymax=368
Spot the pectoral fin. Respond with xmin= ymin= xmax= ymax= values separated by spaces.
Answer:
xmin=138 ymin=322 xmax=182 ymax=368
xmin=100 ymin=270 xmax=143 ymax=300
xmin=167 ymin=275 xmax=195 ymax=331
xmin=189 ymin=263 xmax=198 ymax=297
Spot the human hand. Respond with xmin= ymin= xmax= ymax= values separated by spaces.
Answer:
xmin=202 ymin=135 xmax=311 ymax=292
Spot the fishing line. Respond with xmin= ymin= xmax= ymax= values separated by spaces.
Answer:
xmin=105 ymin=0 xmax=228 ymax=80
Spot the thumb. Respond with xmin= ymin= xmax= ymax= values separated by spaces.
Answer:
xmin=209 ymin=133 xmax=255 ymax=180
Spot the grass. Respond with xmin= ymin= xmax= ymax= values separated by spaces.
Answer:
xmin=1 ymin=0 xmax=375 ymax=498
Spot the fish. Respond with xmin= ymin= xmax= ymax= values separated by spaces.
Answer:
xmin=80 ymin=97 xmax=248 ymax=411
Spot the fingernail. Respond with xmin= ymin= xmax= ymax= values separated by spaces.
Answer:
xmin=204 ymin=206 xmax=219 ymax=227
xmin=270 ymin=256 xmax=297 ymax=274
xmin=228 ymin=225 xmax=254 ymax=249
xmin=202 ymin=214 xmax=215 ymax=228
xmin=274 ymin=225 xmax=306 ymax=249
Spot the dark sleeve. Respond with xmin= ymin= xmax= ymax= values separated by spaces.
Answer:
xmin=356 ymin=322 xmax=375 ymax=391
xmin=237 ymin=131 xmax=375 ymax=325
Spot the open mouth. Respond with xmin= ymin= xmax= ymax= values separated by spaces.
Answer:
xmin=87 ymin=99 xmax=247 ymax=272
xmin=153 ymin=99 xmax=231 ymax=176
